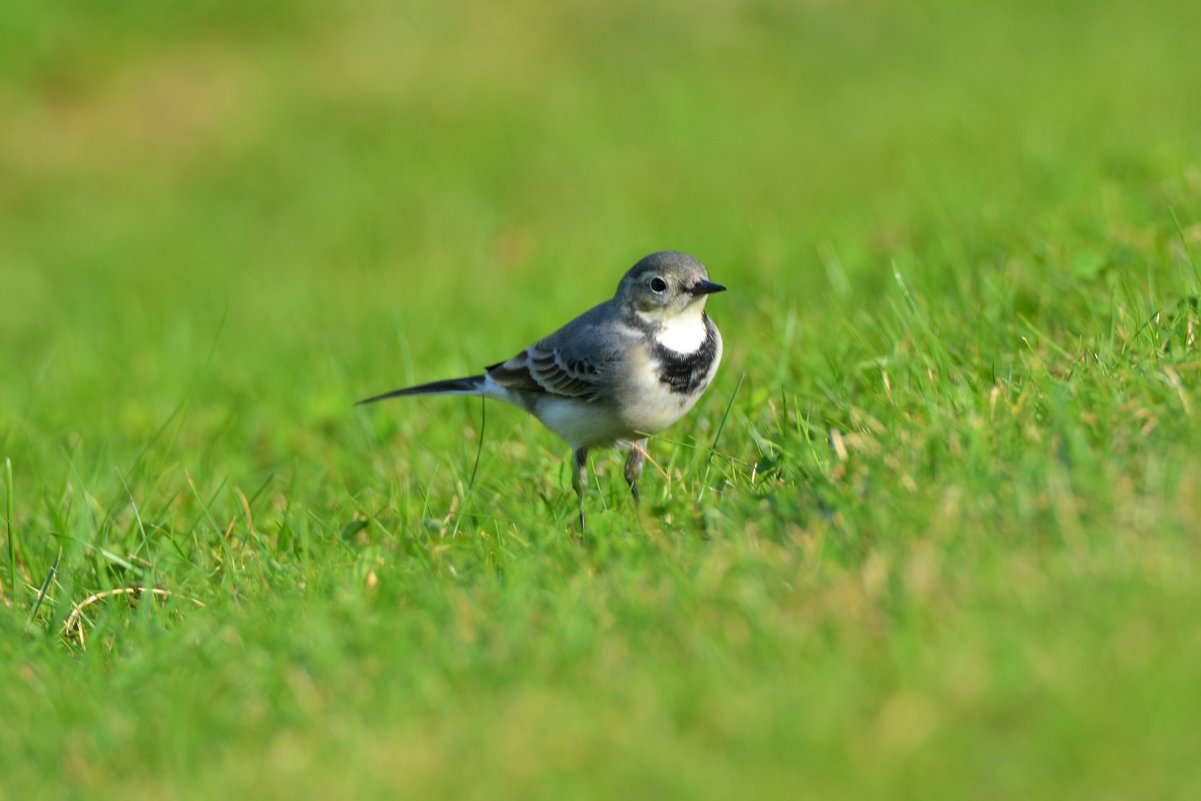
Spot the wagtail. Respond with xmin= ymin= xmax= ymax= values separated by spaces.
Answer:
xmin=359 ymin=251 xmax=725 ymax=526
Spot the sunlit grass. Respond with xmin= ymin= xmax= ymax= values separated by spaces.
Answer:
xmin=2 ymin=0 xmax=1201 ymax=798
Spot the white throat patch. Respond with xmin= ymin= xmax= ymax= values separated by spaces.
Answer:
xmin=651 ymin=310 xmax=708 ymax=354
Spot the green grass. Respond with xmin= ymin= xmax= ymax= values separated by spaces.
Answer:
xmin=3 ymin=0 xmax=1201 ymax=797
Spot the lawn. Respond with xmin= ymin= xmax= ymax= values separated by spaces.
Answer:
xmin=2 ymin=1 xmax=1201 ymax=798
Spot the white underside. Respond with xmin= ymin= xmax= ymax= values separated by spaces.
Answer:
xmin=478 ymin=375 xmax=626 ymax=449
xmin=535 ymin=395 xmax=630 ymax=448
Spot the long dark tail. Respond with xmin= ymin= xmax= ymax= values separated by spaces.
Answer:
xmin=356 ymin=375 xmax=486 ymax=405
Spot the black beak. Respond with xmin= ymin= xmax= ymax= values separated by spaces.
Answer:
xmin=689 ymin=280 xmax=726 ymax=295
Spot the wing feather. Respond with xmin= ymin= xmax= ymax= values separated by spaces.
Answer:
xmin=484 ymin=303 xmax=632 ymax=401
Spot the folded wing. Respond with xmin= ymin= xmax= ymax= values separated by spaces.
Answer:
xmin=485 ymin=305 xmax=627 ymax=402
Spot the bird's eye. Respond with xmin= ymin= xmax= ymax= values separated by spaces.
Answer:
xmin=650 ymin=277 xmax=668 ymax=293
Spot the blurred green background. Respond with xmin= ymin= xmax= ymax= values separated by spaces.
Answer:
xmin=2 ymin=0 xmax=1201 ymax=798
xmin=3 ymin=0 xmax=1197 ymax=428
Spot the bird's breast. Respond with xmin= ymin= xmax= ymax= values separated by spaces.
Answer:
xmin=652 ymin=315 xmax=722 ymax=396
xmin=618 ymin=317 xmax=723 ymax=435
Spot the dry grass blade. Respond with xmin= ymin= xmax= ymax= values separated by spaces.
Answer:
xmin=62 ymin=587 xmax=206 ymax=649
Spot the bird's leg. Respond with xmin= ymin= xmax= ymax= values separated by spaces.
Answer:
xmin=572 ymin=447 xmax=589 ymax=532
xmin=624 ymin=438 xmax=648 ymax=505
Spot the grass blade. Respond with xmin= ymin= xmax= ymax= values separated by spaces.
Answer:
xmin=451 ymin=397 xmax=488 ymax=538
xmin=697 ymin=373 xmax=745 ymax=502
xmin=5 ymin=457 xmax=14 ymax=603
xmin=30 ymin=549 xmax=61 ymax=622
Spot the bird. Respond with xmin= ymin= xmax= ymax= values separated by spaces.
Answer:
xmin=358 ymin=251 xmax=725 ymax=529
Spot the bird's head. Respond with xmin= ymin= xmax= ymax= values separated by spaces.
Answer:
xmin=615 ymin=251 xmax=725 ymax=321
